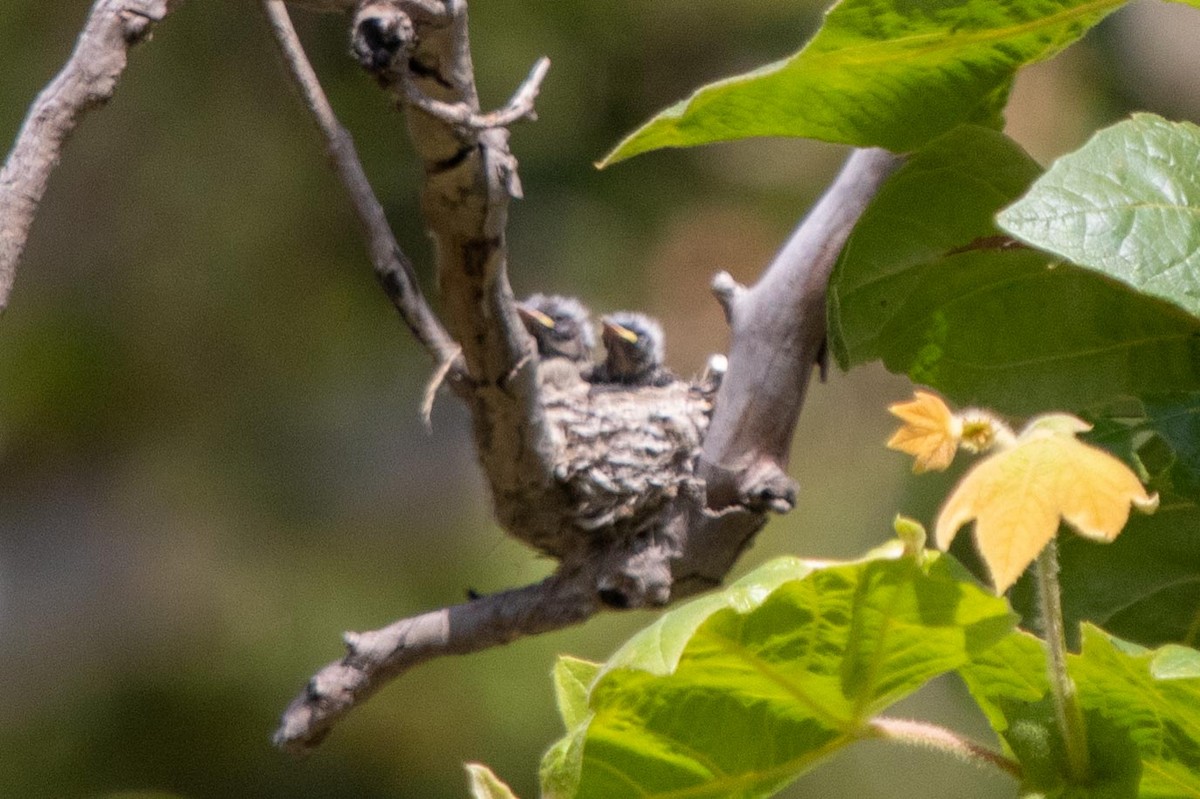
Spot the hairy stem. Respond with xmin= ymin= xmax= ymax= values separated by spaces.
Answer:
xmin=1035 ymin=539 xmax=1090 ymax=783
xmin=869 ymin=717 xmax=1022 ymax=779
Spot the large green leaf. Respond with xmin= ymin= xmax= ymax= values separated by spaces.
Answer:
xmin=602 ymin=0 xmax=1125 ymax=164
xmin=959 ymin=626 xmax=1200 ymax=797
xmin=828 ymin=125 xmax=1200 ymax=414
xmin=999 ymin=115 xmax=1200 ymax=320
xmin=540 ymin=551 xmax=1014 ymax=799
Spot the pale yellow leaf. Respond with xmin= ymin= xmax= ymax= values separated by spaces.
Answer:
xmin=935 ymin=415 xmax=1158 ymax=593
xmin=887 ymin=391 xmax=960 ymax=473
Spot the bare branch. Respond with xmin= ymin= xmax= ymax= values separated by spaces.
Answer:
xmin=710 ymin=271 xmax=745 ymax=324
xmin=262 ymin=0 xmax=467 ymax=390
xmin=0 ymin=0 xmax=176 ymax=313
xmin=698 ymin=147 xmax=902 ymax=511
xmin=274 ymin=565 xmax=599 ymax=753
xmin=348 ymin=0 xmax=567 ymax=541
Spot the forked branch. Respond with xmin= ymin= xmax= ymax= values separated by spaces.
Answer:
xmin=0 ymin=0 xmax=904 ymax=758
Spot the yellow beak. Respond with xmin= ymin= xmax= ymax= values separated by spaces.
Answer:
xmin=517 ymin=304 xmax=556 ymax=330
xmin=603 ymin=320 xmax=639 ymax=344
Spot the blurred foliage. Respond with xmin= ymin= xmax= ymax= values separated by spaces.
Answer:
xmin=0 ymin=1 xmax=1197 ymax=798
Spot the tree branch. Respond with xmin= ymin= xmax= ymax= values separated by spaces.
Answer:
xmin=400 ymin=56 xmax=550 ymax=131
xmin=273 ymin=146 xmax=901 ymax=750
xmin=0 ymin=0 xmax=176 ymax=313
xmin=2 ymin=0 xmax=908 ymax=762
xmin=347 ymin=0 xmax=576 ymax=552
xmin=698 ymin=147 xmax=901 ymax=511
xmin=274 ymin=564 xmax=599 ymax=753
xmin=262 ymin=0 xmax=467 ymax=394
xmin=666 ymin=148 xmax=902 ymax=592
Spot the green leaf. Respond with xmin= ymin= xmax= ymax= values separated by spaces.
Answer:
xmin=554 ymin=657 xmax=602 ymax=730
xmin=602 ymin=0 xmax=1125 ymax=164
xmin=828 ymin=125 xmax=1200 ymax=414
xmin=540 ymin=551 xmax=1014 ymax=798
xmin=465 ymin=763 xmax=521 ymax=799
xmin=1150 ymin=645 xmax=1200 ymax=680
xmin=1072 ymin=628 xmax=1200 ymax=796
xmin=999 ymin=114 xmax=1200 ymax=320
xmin=1086 ymin=393 xmax=1200 ymax=505
xmin=959 ymin=626 xmax=1200 ymax=797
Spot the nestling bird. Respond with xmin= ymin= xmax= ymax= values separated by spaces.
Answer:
xmin=592 ymin=311 xmax=674 ymax=387
xmin=516 ymin=294 xmax=596 ymax=363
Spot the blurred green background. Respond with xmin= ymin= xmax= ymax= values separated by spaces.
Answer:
xmin=2 ymin=1 xmax=1198 ymax=797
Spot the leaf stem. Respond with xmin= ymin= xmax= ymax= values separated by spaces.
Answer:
xmin=1034 ymin=539 xmax=1090 ymax=783
xmin=868 ymin=717 xmax=1022 ymax=779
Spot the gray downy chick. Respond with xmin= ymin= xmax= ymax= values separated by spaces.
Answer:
xmin=517 ymin=294 xmax=596 ymax=363
xmin=593 ymin=311 xmax=674 ymax=387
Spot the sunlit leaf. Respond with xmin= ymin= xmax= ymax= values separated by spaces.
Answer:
xmin=887 ymin=390 xmax=960 ymax=472
xmin=893 ymin=514 xmax=928 ymax=560
xmin=553 ymin=657 xmax=601 ymax=731
xmin=541 ymin=552 xmax=1014 ymax=798
xmin=959 ymin=626 xmax=1200 ymax=797
xmin=466 ymin=763 xmax=521 ymax=799
xmin=603 ymin=0 xmax=1124 ymax=164
xmin=999 ymin=114 xmax=1200 ymax=319
xmin=936 ymin=414 xmax=1158 ymax=593
xmin=992 ymin=396 xmax=1200 ymax=649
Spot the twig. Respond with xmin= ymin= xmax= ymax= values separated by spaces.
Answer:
xmin=262 ymin=0 xmax=467 ymax=390
xmin=869 ymin=717 xmax=1023 ymax=779
xmin=273 ymin=0 xmax=586 ymax=750
xmin=1035 ymin=540 xmax=1090 ymax=783
xmin=0 ymin=0 xmax=175 ymax=313
xmin=402 ymin=57 xmax=550 ymax=133
xmin=273 ymin=565 xmax=599 ymax=753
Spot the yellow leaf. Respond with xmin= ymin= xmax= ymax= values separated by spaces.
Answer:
xmin=935 ymin=414 xmax=1158 ymax=593
xmin=887 ymin=391 xmax=960 ymax=472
